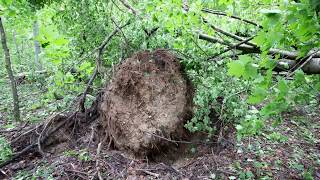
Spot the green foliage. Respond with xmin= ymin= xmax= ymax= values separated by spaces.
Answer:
xmin=15 ymin=164 xmax=54 ymax=180
xmin=227 ymin=55 xmax=258 ymax=79
xmin=0 ymin=0 xmax=319 ymax=141
xmin=0 ymin=136 xmax=12 ymax=163
xmin=265 ymin=132 xmax=288 ymax=142
xmin=63 ymin=149 xmax=91 ymax=162
xmin=184 ymin=59 xmax=249 ymax=136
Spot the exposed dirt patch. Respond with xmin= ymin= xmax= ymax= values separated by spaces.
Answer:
xmin=100 ymin=49 xmax=193 ymax=157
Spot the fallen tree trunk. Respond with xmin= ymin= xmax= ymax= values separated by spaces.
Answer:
xmin=199 ymin=33 xmax=320 ymax=74
xmin=199 ymin=33 xmax=320 ymax=60
xmin=276 ymin=58 xmax=320 ymax=74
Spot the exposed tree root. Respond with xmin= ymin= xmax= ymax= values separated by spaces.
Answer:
xmin=0 ymin=91 xmax=103 ymax=169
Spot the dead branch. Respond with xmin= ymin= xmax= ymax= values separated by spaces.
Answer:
xmin=136 ymin=169 xmax=160 ymax=178
xmin=200 ymin=33 xmax=320 ymax=60
xmin=65 ymin=169 xmax=91 ymax=178
xmin=0 ymin=113 xmax=76 ymax=169
xmin=203 ymin=19 xmax=257 ymax=47
xmin=37 ymin=114 xmax=57 ymax=156
xmin=207 ymin=36 xmax=256 ymax=60
xmin=199 ymin=33 xmax=254 ymax=51
xmin=10 ymin=126 xmax=38 ymax=145
xmin=95 ymin=142 xmax=103 ymax=180
xmin=202 ymin=8 xmax=263 ymax=28
xmin=144 ymin=132 xmax=216 ymax=145
xmin=0 ymin=122 xmax=28 ymax=136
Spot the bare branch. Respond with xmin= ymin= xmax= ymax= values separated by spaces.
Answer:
xmin=203 ymin=19 xmax=257 ymax=47
xmin=202 ymin=8 xmax=263 ymax=28
xmin=199 ymin=33 xmax=320 ymax=61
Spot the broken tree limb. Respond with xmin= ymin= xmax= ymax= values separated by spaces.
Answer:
xmin=79 ymin=20 xmax=131 ymax=113
xmin=202 ymin=8 xmax=263 ymax=28
xmin=199 ymin=33 xmax=320 ymax=60
xmin=199 ymin=33 xmax=320 ymax=74
xmin=199 ymin=33 xmax=256 ymax=51
xmin=198 ymin=33 xmax=232 ymax=46
xmin=276 ymin=59 xmax=320 ymax=75
xmin=203 ymin=19 xmax=257 ymax=47
xmin=206 ymin=35 xmax=256 ymax=60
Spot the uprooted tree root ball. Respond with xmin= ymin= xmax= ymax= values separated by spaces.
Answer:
xmin=100 ymin=49 xmax=193 ymax=156
xmin=0 ymin=50 xmax=194 ymax=172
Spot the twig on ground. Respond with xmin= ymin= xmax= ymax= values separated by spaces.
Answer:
xmin=10 ymin=125 xmax=38 ymax=144
xmin=111 ymin=0 xmax=127 ymax=14
xmin=65 ymin=169 xmax=91 ymax=178
xmin=38 ymin=114 xmax=57 ymax=156
xmin=0 ymin=122 xmax=28 ymax=133
xmin=159 ymin=163 xmax=181 ymax=175
xmin=0 ymin=112 xmax=76 ymax=169
xmin=95 ymin=142 xmax=103 ymax=180
xmin=145 ymin=132 xmax=217 ymax=145
xmin=136 ymin=169 xmax=160 ymax=178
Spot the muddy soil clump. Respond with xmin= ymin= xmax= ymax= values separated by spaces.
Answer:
xmin=100 ymin=49 xmax=193 ymax=156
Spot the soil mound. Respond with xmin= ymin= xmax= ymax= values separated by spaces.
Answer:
xmin=100 ymin=49 xmax=193 ymax=156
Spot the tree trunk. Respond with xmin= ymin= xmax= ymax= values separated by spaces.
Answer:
xmin=0 ymin=17 xmax=20 ymax=122
xmin=13 ymin=31 xmax=21 ymax=64
xmin=33 ymin=20 xmax=41 ymax=70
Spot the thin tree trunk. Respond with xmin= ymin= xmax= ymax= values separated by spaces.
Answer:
xmin=0 ymin=17 xmax=20 ymax=122
xmin=13 ymin=31 xmax=21 ymax=64
xmin=33 ymin=20 xmax=41 ymax=70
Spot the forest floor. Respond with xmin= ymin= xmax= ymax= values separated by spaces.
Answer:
xmin=0 ymin=79 xmax=320 ymax=179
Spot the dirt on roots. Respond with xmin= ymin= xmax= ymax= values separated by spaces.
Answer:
xmin=100 ymin=49 xmax=193 ymax=157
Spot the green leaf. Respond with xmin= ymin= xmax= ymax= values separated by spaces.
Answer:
xmin=53 ymin=37 xmax=68 ymax=46
xmin=0 ymin=0 xmax=13 ymax=6
xmin=243 ymin=62 xmax=258 ymax=79
xmin=8 ymin=9 xmax=16 ymax=16
xmin=218 ymin=0 xmax=233 ymax=6
xmin=227 ymin=55 xmax=257 ymax=79
xmin=247 ymin=87 xmax=267 ymax=104
xmin=253 ymin=31 xmax=266 ymax=46
xmin=65 ymin=72 xmax=75 ymax=83
xmin=227 ymin=61 xmax=244 ymax=77
xmin=277 ymin=79 xmax=288 ymax=97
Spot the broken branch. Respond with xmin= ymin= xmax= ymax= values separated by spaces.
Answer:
xmin=202 ymin=8 xmax=263 ymax=28
xmin=207 ymin=36 xmax=256 ymax=60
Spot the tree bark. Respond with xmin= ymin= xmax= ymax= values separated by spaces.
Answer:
xmin=0 ymin=17 xmax=20 ymax=122
xmin=33 ymin=20 xmax=41 ymax=70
